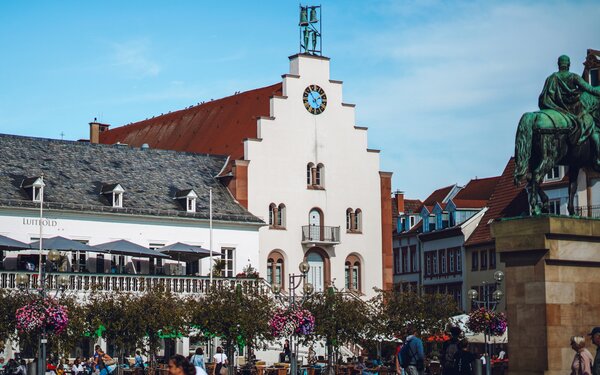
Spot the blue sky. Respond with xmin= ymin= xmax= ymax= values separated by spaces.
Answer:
xmin=1 ymin=1 xmax=599 ymax=198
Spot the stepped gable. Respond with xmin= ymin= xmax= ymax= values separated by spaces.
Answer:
xmin=465 ymin=158 xmax=529 ymax=247
xmin=0 ymin=134 xmax=262 ymax=224
xmin=99 ymin=83 xmax=283 ymax=163
xmin=452 ymin=176 xmax=500 ymax=208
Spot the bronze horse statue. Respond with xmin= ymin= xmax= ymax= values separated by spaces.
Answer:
xmin=514 ymin=92 xmax=600 ymax=215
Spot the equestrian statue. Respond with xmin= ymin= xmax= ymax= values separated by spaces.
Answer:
xmin=514 ymin=55 xmax=600 ymax=215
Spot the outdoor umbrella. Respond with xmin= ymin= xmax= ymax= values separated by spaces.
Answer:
xmin=159 ymin=242 xmax=222 ymax=262
xmin=0 ymin=234 xmax=31 ymax=250
xmin=29 ymin=236 xmax=102 ymax=252
xmin=92 ymin=239 xmax=170 ymax=259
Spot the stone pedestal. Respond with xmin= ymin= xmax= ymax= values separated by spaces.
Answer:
xmin=492 ymin=216 xmax=600 ymax=375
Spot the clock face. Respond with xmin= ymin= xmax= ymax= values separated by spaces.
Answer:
xmin=303 ymin=85 xmax=327 ymax=115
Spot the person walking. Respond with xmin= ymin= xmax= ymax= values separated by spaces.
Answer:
xmin=190 ymin=348 xmax=206 ymax=372
xmin=400 ymin=325 xmax=425 ymax=375
xmin=454 ymin=339 xmax=476 ymax=375
xmin=589 ymin=327 xmax=600 ymax=375
xmin=441 ymin=327 xmax=461 ymax=375
xmin=213 ymin=347 xmax=228 ymax=375
xmin=570 ymin=336 xmax=594 ymax=375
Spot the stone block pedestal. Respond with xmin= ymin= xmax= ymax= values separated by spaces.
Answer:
xmin=492 ymin=216 xmax=600 ymax=375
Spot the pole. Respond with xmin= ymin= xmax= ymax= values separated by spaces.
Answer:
xmin=289 ymin=273 xmax=296 ymax=375
xmin=209 ymin=188 xmax=213 ymax=284
xmin=38 ymin=262 xmax=47 ymax=375
xmin=485 ymin=287 xmax=491 ymax=375
xmin=38 ymin=174 xmax=44 ymax=282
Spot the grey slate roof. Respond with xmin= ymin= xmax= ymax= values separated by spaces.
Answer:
xmin=0 ymin=134 xmax=263 ymax=224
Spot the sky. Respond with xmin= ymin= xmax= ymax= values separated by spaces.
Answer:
xmin=1 ymin=0 xmax=599 ymax=198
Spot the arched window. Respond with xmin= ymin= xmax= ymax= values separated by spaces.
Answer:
xmin=277 ymin=204 xmax=286 ymax=227
xmin=345 ymin=254 xmax=361 ymax=292
xmin=307 ymin=163 xmax=314 ymax=186
xmin=316 ymin=164 xmax=324 ymax=187
xmin=269 ymin=203 xmax=277 ymax=226
xmin=267 ymin=250 xmax=285 ymax=289
xmin=346 ymin=208 xmax=353 ymax=231
xmin=354 ymin=209 xmax=362 ymax=232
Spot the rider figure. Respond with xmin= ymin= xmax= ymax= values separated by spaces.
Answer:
xmin=539 ymin=55 xmax=600 ymax=168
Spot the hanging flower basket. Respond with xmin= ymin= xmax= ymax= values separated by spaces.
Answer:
xmin=269 ymin=308 xmax=315 ymax=337
xmin=466 ymin=307 xmax=506 ymax=336
xmin=16 ymin=297 xmax=69 ymax=334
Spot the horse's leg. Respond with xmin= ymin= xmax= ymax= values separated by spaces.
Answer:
xmin=532 ymin=135 xmax=557 ymax=214
xmin=567 ymin=167 xmax=580 ymax=215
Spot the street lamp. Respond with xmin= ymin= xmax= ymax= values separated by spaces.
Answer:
xmin=468 ymin=270 xmax=505 ymax=375
xmin=272 ymin=261 xmax=314 ymax=375
xmin=18 ymin=252 xmax=68 ymax=375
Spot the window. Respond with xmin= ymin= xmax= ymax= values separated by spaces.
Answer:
xmin=429 ymin=215 xmax=436 ymax=231
xmin=456 ymin=250 xmax=462 ymax=271
xmin=33 ymin=186 xmax=43 ymax=202
xmin=449 ymin=250 xmax=455 ymax=272
xmin=22 ymin=177 xmax=45 ymax=202
xmin=426 ymin=254 xmax=432 ymax=276
xmin=307 ymin=162 xmax=325 ymax=188
xmin=545 ymin=166 xmax=561 ymax=181
xmin=307 ymin=163 xmax=314 ymax=185
xmin=221 ymin=247 xmax=235 ymax=277
xmin=393 ymin=248 xmax=400 ymax=274
xmin=187 ymin=196 xmax=196 ymax=213
xmin=267 ymin=251 xmax=285 ymax=289
xmin=346 ymin=208 xmax=353 ymax=231
xmin=441 ymin=212 xmax=449 ymax=228
xmin=277 ymin=204 xmax=286 ymax=227
xmin=472 ymin=251 xmax=479 ymax=271
xmin=113 ymin=192 xmax=123 ymax=208
xmin=402 ymin=248 xmax=409 ymax=273
xmin=480 ymin=250 xmax=488 ymax=270
xmin=345 ymin=255 xmax=361 ymax=291
xmin=354 ymin=209 xmax=362 ymax=232
xmin=409 ymin=216 xmax=415 ymax=227
xmin=441 ymin=249 xmax=447 ymax=274
xmin=269 ymin=203 xmax=286 ymax=228
xmin=316 ymin=164 xmax=324 ymax=186
xmin=489 ymin=249 xmax=496 ymax=269
xmin=411 ymin=247 xmax=418 ymax=272
xmin=433 ymin=252 xmax=438 ymax=275
xmin=548 ymin=199 xmax=561 ymax=215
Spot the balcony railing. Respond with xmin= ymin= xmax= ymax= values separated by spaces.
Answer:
xmin=574 ymin=205 xmax=600 ymax=218
xmin=0 ymin=271 xmax=273 ymax=296
xmin=301 ymin=225 xmax=341 ymax=245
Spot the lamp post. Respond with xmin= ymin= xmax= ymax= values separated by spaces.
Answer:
xmin=272 ymin=261 xmax=314 ymax=375
xmin=467 ymin=270 xmax=505 ymax=375
xmin=17 ymin=251 xmax=69 ymax=375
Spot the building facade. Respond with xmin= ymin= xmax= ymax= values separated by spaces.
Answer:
xmin=97 ymin=54 xmax=392 ymax=296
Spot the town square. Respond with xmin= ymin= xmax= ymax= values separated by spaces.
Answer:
xmin=0 ymin=1 xmax=599 ymax=375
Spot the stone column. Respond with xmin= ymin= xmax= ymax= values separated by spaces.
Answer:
xmin=492 ymin=216 xmax=600 ymax=375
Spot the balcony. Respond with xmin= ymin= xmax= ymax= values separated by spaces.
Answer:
xmin=301 ymin=225 xmax=341 ymax=245
xmin=574 ymin=205 xmax=600 ymax=218
xmin=0 ymin=271 xmax=273 ymax=296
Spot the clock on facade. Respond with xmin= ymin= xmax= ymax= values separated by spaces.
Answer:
xmin=303 ymin=85 xmax=327 ymax=115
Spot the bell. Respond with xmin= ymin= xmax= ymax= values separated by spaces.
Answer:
xmin=299 ymin=7 xmax=309 ymax=26
xmin=309 ymin=7 xmax=318 ymax=23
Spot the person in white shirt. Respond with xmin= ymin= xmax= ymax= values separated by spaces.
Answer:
xmin=497 ymin=350 xmax=506 ymax=360
xmin=213 ymin=347 xmax=228 ymax=375
xmin=72 ymin=358 xmax=84 ymax=375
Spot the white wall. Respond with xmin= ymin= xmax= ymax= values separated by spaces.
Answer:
xmin=0 ymin=207 xmax=261 ymax=276
xmin=245 ymin=55 xmax=383 ymax=297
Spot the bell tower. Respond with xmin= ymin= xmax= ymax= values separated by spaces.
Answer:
xmin=299 ymin=5 xmax=322 ymax=56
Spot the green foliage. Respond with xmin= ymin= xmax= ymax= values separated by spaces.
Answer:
xmin=211 ymin=259 xmax=226 ymax=277
xmin=0 ymin=289 xmax=26 ymax=344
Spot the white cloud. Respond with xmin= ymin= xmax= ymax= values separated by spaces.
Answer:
xmin=111 ymin=39 xmax=161 ymax=77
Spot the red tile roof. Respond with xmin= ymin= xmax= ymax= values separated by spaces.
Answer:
xmin=99 ymin=83 xmax=283 ymax=163
xmin=454 ymin=176 xmax=500 ymax=201
xmin=422 ymin=185 xmax=454 ymax=206
xmin=404 ymin=199 xmax=422 ymax=213
xmin=464 ymin=158 xmax=529 ymax=247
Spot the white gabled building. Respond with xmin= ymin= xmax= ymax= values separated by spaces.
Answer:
xmin=98 ymin=53 xmax=393 ymax=297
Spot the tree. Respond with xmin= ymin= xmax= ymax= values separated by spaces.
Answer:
xmin=0 ymin=290 xmax=26 ymax=353
xmin=191 ymin=285 xmax=275 ymax=373
xmin=304 ymin=287 xmax=370 ymax=368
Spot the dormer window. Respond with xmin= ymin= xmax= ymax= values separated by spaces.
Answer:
xmin=100 ymin=183 xmax=125 ymax=208
xmin=21 ymin=176 xmax=45 ymax=202
xmin=175 ymin=189 xmax=198 ymax=213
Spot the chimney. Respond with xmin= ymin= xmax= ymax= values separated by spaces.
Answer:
xmin=394 ymin=190 xmax=405 ymax=214
xmin=89 ymin=118 xmax=110 ymax=144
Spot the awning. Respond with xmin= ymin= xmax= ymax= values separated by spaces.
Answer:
xmin=93 ymin=239 xmax=170 ymax=259
xmin=29 ymin=236 xmax=102 ymax=252
xmin=0 ymin=234 xmax=31 ymax=250
xmin=159 ymin=242 xmax=222 ymax=262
